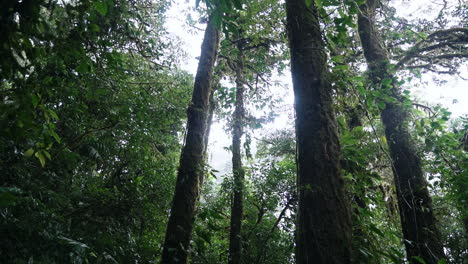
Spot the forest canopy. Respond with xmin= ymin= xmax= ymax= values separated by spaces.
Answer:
xmin=0 ymin=0 xmax=466 ymax=263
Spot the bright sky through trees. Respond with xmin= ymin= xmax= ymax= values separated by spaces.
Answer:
xmin=167 ymin=0 xmax=467 ymax=173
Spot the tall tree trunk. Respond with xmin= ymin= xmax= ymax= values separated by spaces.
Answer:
xmin=285 ymin=1 xmax=353 ymax=263
xmin=357 ymin=1 xmax=445 ymax=263
xmin=229 ymin=44 xmax=245 ymax=264
xmin=161 ymin=18 xmax=220 ymax=264
xmin=200 ymin=67 xmax=223 ymax=187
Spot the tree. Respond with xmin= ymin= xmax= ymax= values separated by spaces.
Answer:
xmin=285 ymin=0 xmax=353 ymax=263
xmin=356 ymin=1 xmax=445 ymax=263
xmin=228 ymin=33 xmax=246 ymax=264
xmin=161 ymin=16 xmax=220 ymax=264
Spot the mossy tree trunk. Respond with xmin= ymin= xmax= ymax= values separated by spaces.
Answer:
xmin=228 ymin=41 xmax=246 ymax=264
xmin=357 ymin=1 xmax=445 ymax=263
xmin=285 ymin=0 xmax=353 ymax=263
xmin=161 ymin=18 xmax=220 ymax=264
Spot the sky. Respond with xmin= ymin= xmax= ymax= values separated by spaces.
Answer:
xmin=166 ymin=0 xmax=467 ymax=173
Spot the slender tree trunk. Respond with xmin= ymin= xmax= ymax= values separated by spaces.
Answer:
xmin=200 ymin=68 xmax=222 ymax=188
xmin=161 ymin=18 xmax=220 ymax=264
xmin=357 ymin=1 xmax=445 ymax=263
xmin=229 ymin=44 xmax=245 ymax=264
xmin=285 ymin=1 xmax=353 ymax=263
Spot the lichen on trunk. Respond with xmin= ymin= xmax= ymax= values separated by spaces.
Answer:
xmin=228 ymin=40 xmax=246 ymax=264
xmin=161 ymin=17 xmax=220 ymax=264
xmin=356 ymin=1 xmax=445 ymax=263
xmin=285 ymin=0 xmax=353 ymax=263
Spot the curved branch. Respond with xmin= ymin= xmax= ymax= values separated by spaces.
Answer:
xmin=395 ymin=27 xmax=468 ymax=70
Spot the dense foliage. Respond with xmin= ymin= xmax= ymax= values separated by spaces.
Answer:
xmin=1 ymin=0 xmax=192 ymax=262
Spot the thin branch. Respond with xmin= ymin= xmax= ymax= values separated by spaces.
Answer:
xmin=255 ymin=195 xmax=295 ymax=264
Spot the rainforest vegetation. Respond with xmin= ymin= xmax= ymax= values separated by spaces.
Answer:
xmin=0 ymin=0 xmax=467 ymax=263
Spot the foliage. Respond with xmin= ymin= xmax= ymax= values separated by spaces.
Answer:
xmin=413 ymin=108 xmax=468 ymax=262
xmin=191 ymin=128 xmax=296 ymax=263
xmin=1 ymin=0 xmax=192 ymax=263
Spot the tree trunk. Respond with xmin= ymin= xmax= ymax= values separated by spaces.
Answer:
xmin=229 ymin=44 xmax=245 ymax=264
xmin=357 ymin=1 xmax=445 ymax=263
xmin=285 ymin=1 xmax=353 ymax=263
xmin=200 ymin=68 xmax=222 ymax=188
xmin=161 ymin=18 xmax=220 ymax=264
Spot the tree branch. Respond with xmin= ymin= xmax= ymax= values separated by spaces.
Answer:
xmin=395 ymin=27 xmax=468 ymax=70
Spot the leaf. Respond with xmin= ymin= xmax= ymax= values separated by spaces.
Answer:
xmin=305 ymin=0 xmax=313 ymax=7
xmin=32 ymin=94 xmax=39 ymax=108
xmin=377 ymin=100 xmax=385 ymax=110
xmin=90 ymin=23 xmax=100 ymax=32
xmin=24 ymin=148 xmax=34 ymax=157
xmin=198 ymin=230 xmax=212 ymax=245
xmin=43 ymin=150 xmax=52 ymax=160
xmin=0 ymin=187 xmax=20 ymax=207
xmin=35 ymin=151 xmax=46 ymax=167
xmin=232 ymin=0 xmax=243 ymax=9
xmin=412 ymin=256 xmax=427 ymax=264
xmin=314 ymin=0 xmax=322 ymax=8
xmin=48 ymin=109 xmax=59 ymax=120
xmin=382 ymin=78 xmax=392 ymax=87
xmin=95 ymin=1 xmax=108 ymax=16
xmin=59 ymin=236 xmax=90 ymax=249
xmin=76 ymin=61 xmax=89 ymax=73
xmin=369 ymin=224 xmax=385 ymax=237
xmin=335 ymin=65 xmax=348 ymax=71
xmin=331 ymin=55 xmax=344 ymax=63
xmin=380 ymin=136 xmax=387 ymax=145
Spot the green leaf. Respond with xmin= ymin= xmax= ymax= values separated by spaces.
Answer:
xmin=381 ymin=78 xmax=393 ymax=88
xmin=76 ymin=61 xmax=89 ymax=73
xmin=0 ymin=190 xmax=17 ymax=207
xmin=90 ymin=23 xmax=100 ymax=32
xmin=412 ymin=256 xmax=427 ymax=264
xmin=95 ymin=1 xmax=108 ymax=16
xmin=35 ymin=151 xmax=46 ymax=167
xmin=233 ymin=0 xmax=243 ymax=9
xmin=314 ymin=0 xmax=322 ymax=8
xmin=331 ymin=55 xmax=344 ymax=63
xmin=24 ymin=148 xmax=34 ymax=157
xmin=369 ymin=224 xmax=385 ymax=237
xmin=43 ymin=150 xmax=52 ymax=160
xmin=335 ymin=65 xmax=349 ymax=71
xmin=32 ymin=94 xmax=39 ymax=108
xmin=305 ymin=0 xmax=313 ymax=7
xmin=377 ymin=101 xmax=385 ymax=110
xmin=48 ymin=109 xmax=59 ymax=120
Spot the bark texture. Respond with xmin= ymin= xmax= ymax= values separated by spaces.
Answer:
xmin=228 ymin=45 xmax=245 ymax=264
xmin=357 ymin=1 xmax=445 ymax=263
xmin=161 ymin=19 xmax=220 ymax=264
xmin=285 ymin=1 xmax=353 ymax=263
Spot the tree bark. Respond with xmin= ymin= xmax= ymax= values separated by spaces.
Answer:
xmin=357 ymin=1 xmax=445 ymax=263
xmin=228 ymin=43 xmax=245 ymax=264
xmin=285 ymin=1 xmax=353 ymax=263
xmin=161 ymin=18 xmax=220 ymax=264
